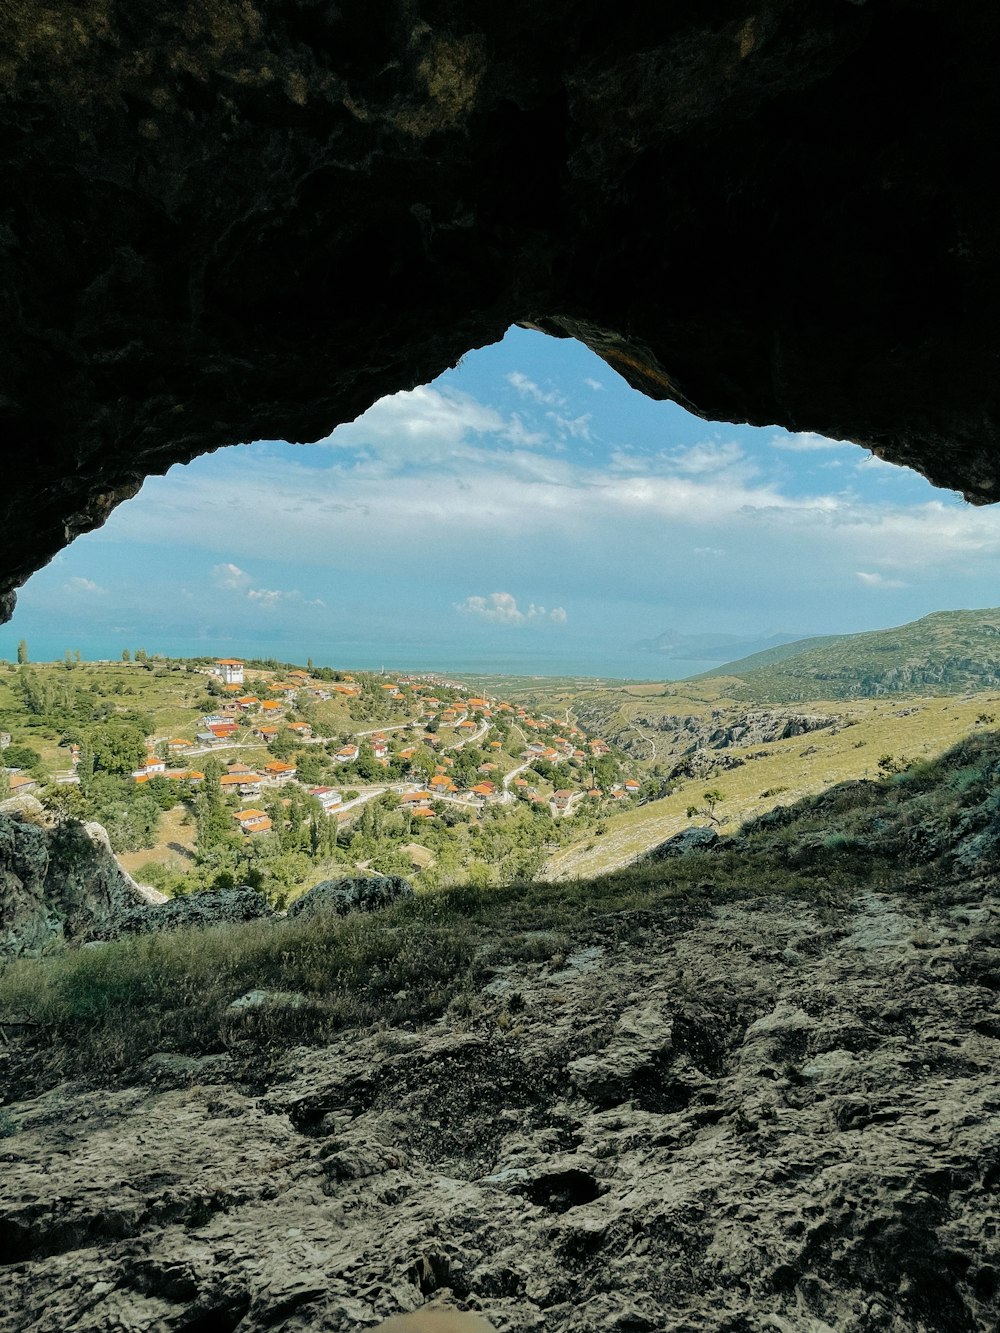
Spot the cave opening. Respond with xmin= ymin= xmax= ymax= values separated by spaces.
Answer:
xmin=1 ymin=326 xmax=996 ymax=677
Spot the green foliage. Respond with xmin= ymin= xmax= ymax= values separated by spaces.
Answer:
xmin=89 ymin=724 xmax=146 ymax=776
xmin=3 ymin=743 xmax=41 ymax=771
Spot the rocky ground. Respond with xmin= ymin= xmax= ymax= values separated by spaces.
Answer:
xmin=2 ymin=882 xmax=999 ymax=1331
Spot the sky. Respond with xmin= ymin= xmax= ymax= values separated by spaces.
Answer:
xmin=3 ymin=326 xmax=1000 ymax=676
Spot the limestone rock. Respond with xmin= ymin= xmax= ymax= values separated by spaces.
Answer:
xmin=102 ymin=886 xmax=274 ymax=939
xmin=288 ymin=874 xmax=414 ymax=919
xmin=0 ymin=812 xmax=164 ymax=957
xmin=645 ymin=825 xmax=720 ymax=859
xmin=3 ymin=888 xmax=1000 ymax=1329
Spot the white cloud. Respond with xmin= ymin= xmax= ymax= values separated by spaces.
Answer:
xmin=212 ymin=562 xmax=252 ymax=590
xmin=507 ymin=371 xmax=565 ymax=407
xmin=856 ymin=571 xmax=908 ymax=589
xmin=324 ymin=385 xmax=506 ymax=454
xmin=457 ymin=592 xmax=567 ymax=625
xmin=771 ymin=431 xmax=850 ymax=453
xmin=693 ymin=546 xmax=726 ymax=557
xmin=547 ymin=411 xmax=592 ymax=442
xmin=670 ymin=439 xmax=751 ymax=477
xmin=64 ymin=576 xmax=107 ymax=595
xmin=213 ymin=564 xmax=323 ymax=610
xmin=584 ymin=377 xmax=604 ymax=391
xmin=246 ymin=587 xmax=284 ymax=608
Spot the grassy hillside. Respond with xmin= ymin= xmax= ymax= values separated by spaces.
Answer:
xmin=4 ymin=718 xmax=1000 ymax=1087
xmin=545 ymin=688 xmax=1000 ymax=878
xmin=695 ymin=608 xmax=1000 ymax=702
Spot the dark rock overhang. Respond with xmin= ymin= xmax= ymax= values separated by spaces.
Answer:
xmin=2 ymin=0 xmax=999 ymax=620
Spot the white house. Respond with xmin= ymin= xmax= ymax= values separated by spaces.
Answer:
xmin=310 ymin=786 xmax=343 ymax=812
xmin=215 ymin=658 xmax=244 ymax=686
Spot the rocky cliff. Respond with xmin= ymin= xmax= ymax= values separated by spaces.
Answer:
xmin=2 ymin=2 xmax=1000 ymax=616
xmin=0 ymin=800 xmax=165 ymax=957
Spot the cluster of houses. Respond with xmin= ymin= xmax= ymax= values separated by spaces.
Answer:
xmin=121 ymin=657 xmax=639 ymax=835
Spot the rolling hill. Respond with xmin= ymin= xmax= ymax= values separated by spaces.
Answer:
xmin=695 ymin=608 xmax=1000 ymax=702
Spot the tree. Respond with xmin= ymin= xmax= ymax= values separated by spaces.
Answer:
xmin=121 ymin=649 xmax=131 ymax=663
xmin=16 ymin=639 xmax=28 ymax=664
xmin=686 ymin=788 xmax=726 ymax=827
xmin=89 ymin=724 xmax=147 ymax=776
xmin=4 ymin=743 xmax=42 ymax=771
xmin=135 ymin=648 xmax=148 ymax=664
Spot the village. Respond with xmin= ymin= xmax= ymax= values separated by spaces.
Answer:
xmin=116 ymin=658 xmax=642 ymax=840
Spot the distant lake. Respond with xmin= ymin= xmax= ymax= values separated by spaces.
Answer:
xmin=0 ymin=630 xmax=722 ymax=683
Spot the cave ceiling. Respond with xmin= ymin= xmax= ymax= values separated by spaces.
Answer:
xmin=2 ymin=0 xmax=999 ymax=620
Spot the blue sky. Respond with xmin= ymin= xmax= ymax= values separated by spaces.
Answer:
xmin=3 ymin=326 xmax=1000 ymax=674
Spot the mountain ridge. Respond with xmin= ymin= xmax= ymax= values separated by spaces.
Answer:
xmin=691 ymin=607 xmax=1000 ymax=701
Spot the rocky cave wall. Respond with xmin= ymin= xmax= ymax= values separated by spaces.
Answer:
xmin=2 ymin=0 xmax=1000 ymax=618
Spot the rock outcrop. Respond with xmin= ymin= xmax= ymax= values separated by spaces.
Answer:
xmin=0 ymin=807 xmax=164 ymax=957
xmin=100 ymin=884 xmax=273 ymax=940
xmin=2 ymin=3 xmax=1000 ymax=615
xmin=2 ymin=886 xmax=999 ymax=1330
xmin=288 ymin=874 xmax=415 ymax=920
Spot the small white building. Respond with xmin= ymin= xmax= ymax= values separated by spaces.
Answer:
xmin=310 ymin=786 xmax=343 ymax=812
xmin=215 ymin=658 xmax=244 ymax=686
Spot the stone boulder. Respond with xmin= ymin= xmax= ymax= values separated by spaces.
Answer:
xmin=645 ymin=826 xmax=721 ymax=861
xmin=0 ymin=812 xmax=161 ymax=957
xmin=102 ymin=886 xmax=273 ymax=940
xmin=288 ymin=875 xmax=414 ymax=920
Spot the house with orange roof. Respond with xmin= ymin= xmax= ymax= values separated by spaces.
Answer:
xmin=624 ymin=779 xmax=641 ymax=794
xmin=237 ymin=696 xmax=259 ymax=710
xmin=167 ymin=738 xmax=190 ymax=752
xmin=8 ymin=774 xmax=37 ymax=793
xmin=233 ymin=808 xmax=271 ymax=834
xmin=260 ymin=700 xmax=282 ymax=713
xmin=586 ymin=788 xmax=602 ymax=798
xmin=287 ymin=721 xmax=312 ymax=738
xmin=466 ymin=697 xmax=489 ymax=709
xmin=488 ymin=740 xmax=502 ymax=750
xmin=263 ymin=760 xmax=297 ymax=783
xmin=381 ymin=683 xmax=400 ymax=696
xmin=288 ymin=670 xmax=309 ymax=680
xmin=254 ymin=724 xmax=280 ymax=742
xmin=399 ymin=747 xmax=416 ymax=761
xmin=470 ymin=781 xmax=497 ymax=800
xmin=399 ymin=790 xmax=432 ymax=808
xmin=429 ymin=774 xmax=457 ymax=794
xmin=335 ymin=743 xmax=359 ymax=764
xmin=220 ymin=773 xmax=262 ymax=795
xmin=553 ymin=789 xmax=574 ymax=810
xmin=409 ymin=807 xmax=435 ymax=819
xmin=215 ymin=658 xmax=244 ymax=685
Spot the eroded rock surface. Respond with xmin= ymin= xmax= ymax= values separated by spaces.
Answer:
xmin=288 ymin=875 xmax=415 ymax=920
xmin=0 ymin=810 xmax=163 ymax=957
xmin=2 ymin=888 xmax=999 ymax=1330
xmin=2 ymin=3 xmax=1000 ymax=615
